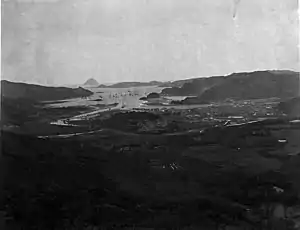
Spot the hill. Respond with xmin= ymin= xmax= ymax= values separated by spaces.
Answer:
xmin=162 ymin=70 xmax=299 ymax=99
xmin=98 ymin=84 xmax=108 ymax=88
xmin=83 ymin=78 xmax=99 ymax=86
xmin=0 ymin=97 xmax=39 ymax=126
xmin=158 ymin=77 xmax=214 ymax=88
xmin=199 ymin=70 xmax=299 ymax=101
xmin=175 ymin=70 xmax=299 ymax=104
xmin=146 ymin=92 xmax=160 ymax=99
xmin=1 ymin=80 xmax=93 ymax=101
xmin=278 ymin=97 xmax=300 ymax=117
xmin=161 ymin=76 xmax=224 ymax=96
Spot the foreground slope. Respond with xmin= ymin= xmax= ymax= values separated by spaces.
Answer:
xmin=1 ymin=80 xmax=93 ymax=101
xmin=1 ymin=114 xmax=300 ymax=229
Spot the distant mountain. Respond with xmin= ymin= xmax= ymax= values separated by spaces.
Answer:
xmin=1 ymin=80 xmax=93 ymax=101
xmin=157 ymin=81 xmax=173 ymax=87
xmin=199 ymin=70 xmax=299 ymax=101
xmin=159 ymin=78 xmax=207 ymax=88
xmin=146 ymin=92 xmax=160 ymax=99
xmin=166 ymin=70 xmax=299 ymax=104
xmin=98 ymin=81 xmax=164 ymax=88
xmin=83 ymin=78 xmax=99 ymax=86
xmin=161 ymin=76 xmax=224 ymax=96
xmin=139 ymin=92 xmax=161 ymax=101
xmin=278 ymin=97 xmax=300 ymax=117
xmin=98 ymin=84 xmax=108 ymax=88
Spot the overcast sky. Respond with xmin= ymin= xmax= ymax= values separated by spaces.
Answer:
xmin=1 ymin=0 xmax=299 ymax=85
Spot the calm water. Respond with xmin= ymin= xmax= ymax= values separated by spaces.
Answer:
xmin=45 ymin=86 xmax=212 ymax=112
xmin=46 ymin=86 xmax=166 ymax=108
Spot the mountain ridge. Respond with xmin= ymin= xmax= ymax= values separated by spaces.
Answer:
xmin=160 ymin=70 xmax=299 ymax=103
xmin=1 ymin=80 xmax=93 ymax=101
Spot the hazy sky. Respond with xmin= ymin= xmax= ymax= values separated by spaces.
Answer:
xmin=1 ymin=0 xmax=299 ymax=85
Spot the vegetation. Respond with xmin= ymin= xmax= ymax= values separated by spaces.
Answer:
xmin=162 ymin=71 xmax=299 ymax=102
xmin=1 ymin=72 xmax=300 ymax=229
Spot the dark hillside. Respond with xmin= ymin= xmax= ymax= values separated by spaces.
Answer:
xmin=161 ymin=76 xmax=224 ymax=96
xmin=1 ymin=80 xmax=93 ymax=101
xmin=278 ymin=97 xmax=300 ymax=117
xmin=200 ymin=71 xmax=299 ymax=101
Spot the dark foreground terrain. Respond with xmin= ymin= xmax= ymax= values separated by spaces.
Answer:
xmin=1 ymin=78 xmax=300 ymax=229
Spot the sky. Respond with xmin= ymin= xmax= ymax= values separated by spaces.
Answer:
xmin=1 ymin=0 xmax=299 ymax=85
